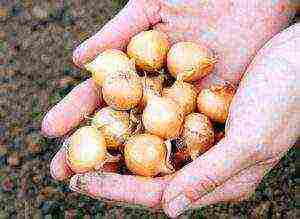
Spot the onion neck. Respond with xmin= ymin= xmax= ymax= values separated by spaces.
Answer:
xmin=159 ymin=162 xmax=175 ymax=176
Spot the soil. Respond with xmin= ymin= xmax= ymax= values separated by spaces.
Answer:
xmin=0 ymin=0 xmax=297 ymax=218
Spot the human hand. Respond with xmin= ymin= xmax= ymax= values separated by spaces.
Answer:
xmin=42 ymin=0 xmax=296 ymax=212
xmin=162 ymin=23 xmax=300 ymax=217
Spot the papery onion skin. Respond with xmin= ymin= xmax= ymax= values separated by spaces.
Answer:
xmin=182 ymin=113 xmax=214 ymax=160
xmin=91 ymin=106 xmax=132 ymax=150
xmin=100 ymin=162 xmax=120 ymax=173
xmin=142 ymin=96 xmax=184 ymax=139
xmin=163 ymin=80 xmax=197 ymax=116
xmin=167 ymin=42 xmax=216 ymax=82
xmin=102 ymin=72 xmax=143 ymax=110
xmin=124 ymin=133 xmax=174 ymax=177
xmin=127 ymin=30 xmax=170 ymax=72
xmin=139 ymin=75 xmax=164 ymax=109
xmin=66 ymin=126 xmax=108 ymax=174
xmin=197 ymin=83 xmax=236 ymax=123
xmin=85 ymin=49 xmax=135 ymax=86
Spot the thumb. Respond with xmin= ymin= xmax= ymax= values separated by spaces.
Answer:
xmin=162 ymin=137 xmax=251 ymax=218
xmin=73 ymin=0 xmax=162 ymax=67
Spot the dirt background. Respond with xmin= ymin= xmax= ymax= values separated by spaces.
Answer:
xmin=0 ymin=0 xmax=298 ymax=218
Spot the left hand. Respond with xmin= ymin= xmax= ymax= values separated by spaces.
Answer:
xmin=162 ymin=23 xmax=300 ymax=217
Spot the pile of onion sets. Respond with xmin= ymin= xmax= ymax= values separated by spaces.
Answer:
xmin=65 ymin=30 xmax=236 ymax=177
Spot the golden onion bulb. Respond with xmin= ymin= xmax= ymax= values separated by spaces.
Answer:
xmin=127 ymin=30 xmax=170 ymax=72
xmin=66 ymin=126 xmax=119 ymax=173
xmin=124 ymin=133 xmax=174 ymax=177
xmin=182 ymin=113 xmax=215 ymax=160
xmin=85 ymin=49 xmax=135 ymax=86
xmin=167 ymin=42 xmax=216 ymax=82
xmin=142 ymin=96 xmax=184 ymax=139
xmin=163 ymin=80 xmax=197 ymax=115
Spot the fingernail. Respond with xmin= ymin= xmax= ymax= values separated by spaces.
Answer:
xmin=41 ymin=115 xmax=57 ymax=138
xmin=69 ymin=174 xmax=87 ymax=193
xmin=73 ymin=43 xmax=86 ymax=68
xmin=166 ymin=193 xmax=192 ymax=218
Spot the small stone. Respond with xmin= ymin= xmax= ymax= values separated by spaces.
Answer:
xmin=251 ymin=201 xmax=271 ymax=218
xmin=0 ymin=7 xmax=8 ymax=19
xmin=32 ymin=5 xmax=49 ymax=20
xmin=26 ymin=132 xmax=43 ymax=154
xmin=0 ymin=31 xmax=5 ymax=40
xmin=32 ymin=209 xmax=43 ymax=219
xmin=39 ymin=186 xmax=60 ymax=199
xmin=1 ymin=177 xmax=14 ymax=192
xmin=0 ymin=144 xmax=7 ymax=156
xmin=64 ymin=209 xmax=77 ymax=219
xmin=66 ymin=192 xmax=80 ymax=201
xmin=7 ymin=152 xmax=21 ymax=166
xmin=41 ymin=54 xmax=51 ymax=65
xmin=41 ymin=201 xmax=60 ymax=215
xmin=44 ymin=214 xmax=52 ymax=219
xmin=32 ymin=174 xmax=42 ymax=184
xmin=23 ymin=0 xmax=33 ymax=8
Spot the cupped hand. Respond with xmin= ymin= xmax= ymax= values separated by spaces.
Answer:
xmin=162 ymin=23 xmax=300 ymax=217
xmin=42 ymin=0 xmax=297 ymax=214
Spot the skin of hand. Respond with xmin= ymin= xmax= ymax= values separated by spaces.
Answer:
xmin=41 ymin=0 xmax=298 ymax=216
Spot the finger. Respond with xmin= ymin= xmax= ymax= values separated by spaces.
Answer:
xmin=50 ymin=146 xmax=74 ymax=181
xmin=41 ymin=78 xmax=102 ymax=138
xmin=69 ymin=172 xmax=172 ymax=209
xmin=192 ymin=160 xmax=277 ymax=208
xmin=162 ymin=138 xmax=251 ymax=218
xmin=50 ymin=147 xmax=120 ymax=181
xmin=73 ymin=0 xmax=162 ymax=67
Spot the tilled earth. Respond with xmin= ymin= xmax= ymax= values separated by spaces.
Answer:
xmin=0 ymin=0 xmax=297 ymax=218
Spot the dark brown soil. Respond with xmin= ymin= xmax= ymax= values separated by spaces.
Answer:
xmin=0 ymin=0 xmax=297 ymax=218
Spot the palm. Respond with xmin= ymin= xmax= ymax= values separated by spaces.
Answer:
xmin=42 ymin=0 xmax=298 ymax=218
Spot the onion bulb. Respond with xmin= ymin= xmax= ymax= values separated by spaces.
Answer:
xmin=142 ymin=96 xmax=184 ymax=139
xmin=91 ymin=106 xmax=136 ymax=150
xmin=139 ymin=75 xmax=164 ymax=109
xmin=85 ymin=49 xmax=135 ymax=86
xmin=124 ymin=133 xmax=174 ymax=177
xmin=163 ymin=80 xmax=197 ymax=115
xmin=66 ymin=126 xmax=119 ymax=174
xmin=167 ymin=42 xmax=216 ymax=82
xmin=182 ymin=113 xmax=214 ymax=160
xmin=197 ymin=83 xmax=236 ymax=123
xmin=102 ymin=71 xmax=143 ymax=110
xmin=127 ymin=30 xmax=170 ymax=72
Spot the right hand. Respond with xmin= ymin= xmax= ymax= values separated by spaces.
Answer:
xmin=42 ymin=0 xmax=295 ymax=209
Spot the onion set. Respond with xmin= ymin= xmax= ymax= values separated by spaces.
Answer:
xmin=142 ymin=96 xmax=184 ymax=139
xmin=163 ymin=80 xmax=197 ymax=116
xmin=127 ymin=30 xmax=170 ymax=72
xmin=197 ymin=83 xmax=236 ymax=123
xmin=85 ymin=49 xmax=135 ymax=86
xmin=65 ymin=126 xmax=119 ymax=174
xmin=124 ymin=133 xmax=174 ymax=177
xmin=139 ymin=75 xmax=164 ymax=109
xmin=167 ymin=42 xmax=216 ymax=82
xmin=181 ymin=113 xmax=214 ymax=160
xmin=91 ymin=106 xmax=138 ymax=150
xmin=102 ymin=71 xmax=143 ymax=110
